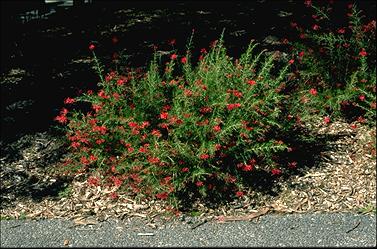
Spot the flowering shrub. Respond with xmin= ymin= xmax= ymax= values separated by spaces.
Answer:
xmin=55 ymin=32 xmax=298 ymax=205
xmin=286 ymin=1 xmax=376 ymax=125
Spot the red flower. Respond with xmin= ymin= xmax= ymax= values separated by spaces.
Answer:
xmin=96 ymin=139 xmax=105 ymax=145
xmin=92 ymin=104 xmax=102 ymax=112
xmin=71 ymin=141 xmax=80 ymax=149
xmin=181 ymin=56 xmax=187 ymax=64
xmin=151 ymin=129 xmax=162 ymax=137
xmin=156 ymin=192 xmax=169 ymax=200
xmin=98 ymin=90 xmax=109 ymax=99
xmin=89 ymin=155 xmax=97 ymax=162
xmin=235 ymin=191 xmax=244 ymax=197
xmin=288 ymin=161 xmax=297 ymax=169
xmin=117 ymin=78 xmax=126 ymax=86
xmin=357 ymin=116 xmax=366 ymax=123
xmin=289 ymin=59 xmax=295 ymax=64
xmin=309 ymin=88 xmax=318 ymax=96
xmin=200 ymin=48 xmax=207 ymax=54
xmin=304 ymin=0 xmax=312 ymax=7
xmin=359 ymin=95 xmax=365 ymax=101
xmin=64 ymin=97 xmax=75 ymax=104
xmin=89 ymin=44 xmax=95 ymax=51
xmin=231 ymin=90 xmax=243 ymax=98
xmin=200 ymin=154 xmax=209 ymax=160
xmin=60 ymin=108 xmax=69 ymax=115
xmin=213 ymin=125 xmax=221 ymax=132
xmin=312 ymin=24 xmax=320 ymax=30
xmin=54 ymin=114 xmax=68 ymax=124
xmin=196 ymin=181 xmax=204 ymax=187
xmin=87 ymin=176 xmax=100 ymax=186
xmin=290 ymin=22 xmax=298 ymax=29
xmin=128 ymin=122 xmax=138 ymax=128
xmin=139 ymin=147 xmax=147 ymax=153
xmin=323 ymin=116 xmax=331 ymax=124
xmin=271 ymin=168 xmax=282 ymax=176
xmin=247 ymin=79 xmax=256 ymax=86
xmin=199 ymin=106 xmax=212 ymax=114
xmin=148 ymin=157 xmax=160 ymax=164
xmin=160 ymin=112 xmax=169 ymax=120
xmin=170 ymin=54 xmax=178 ymax=60
xmin=227 ymin=103 xmax=241 ymax=111
xmin=242 ymin=164 xmax=253 ymax=172
xmin=359 ymin=49 xmax=368 ymax=57
xmin=298 ymin=51 xmax=305 ymax=57
xmin=299 ymin=33 xmax=306 ymax=39
xmin=81 ymin=156 xmax=90 ymax=165
xmin=181 ymin=167 xmax=189 ymax=173
xmin=92 ymin=125 xmax=107 ymax=134
xmin=337 ymin=28 xmax=346 ymax=34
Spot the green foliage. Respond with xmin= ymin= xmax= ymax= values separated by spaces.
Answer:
xmin=287 ymin=1 xmax=376 ymax=125
xmin=55 ymin=33 xmax=296 ymax=206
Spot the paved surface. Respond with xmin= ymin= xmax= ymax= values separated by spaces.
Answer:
xmin=1 ymin=212 xmax=376 ymax=247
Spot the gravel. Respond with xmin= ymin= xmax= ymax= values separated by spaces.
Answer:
xmin=1 ymin=213 xmax=375 ymax=247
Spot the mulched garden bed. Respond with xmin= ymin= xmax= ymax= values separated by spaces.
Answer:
xmin=1 ymin=1 xmax=376 ymax=226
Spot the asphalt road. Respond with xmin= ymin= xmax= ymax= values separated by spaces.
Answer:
xmin=1 ymin=212 xmax=376 ymax=247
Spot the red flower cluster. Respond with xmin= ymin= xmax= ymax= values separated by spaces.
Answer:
xmin=160 ymin=112 xmax=169 ymax=120
xmin=199 ymin=106 xmax=212 ymax=114
xmin=195 ymin=181 xmax=204 ymax=187
xmin=312 ymin=24 xmax=320 ymax=31
xmin=288 ymin=161 xmax=297 ymax=169
xmin=337 ymin=28 xmax=346 ymax=34
xmin=359 ymin=49 xmax=368 ymax=57
xmin=181 ymin=167 xmax=189 ymax=173
xmin=271 ymin=168 xmax=282 ymax=176
xmin=151 ymin=129 xmax=162 ymax=138
xmin=87 ymin=176 xmax=100 ymax=186
xmin=92 ymin=125 xmax=107 ymax=134
xmin=247 ymin=79 xmax=256 ymax=86
xmin=54 ymin=108 xmax=69 ymax=124
xmin=213 ymin=125 xmax=221 ymax=132
xmin=226 ymin=103 xmax=241 ymax=111
xmin=64 ymin=97 xmax=75 ymax=104
xmin=156 ymin=192 xmax=168 ymax=200
xmin=309 ymin=88 xmax=318 ymax=96
xmin=199 ymin=154 xmax=209 ymax=160
xmin=323 ymin=116 xmax=331 ymax=124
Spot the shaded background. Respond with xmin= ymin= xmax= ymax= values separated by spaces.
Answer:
xmin=1 ymin=0 xmax=376 ymax=145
